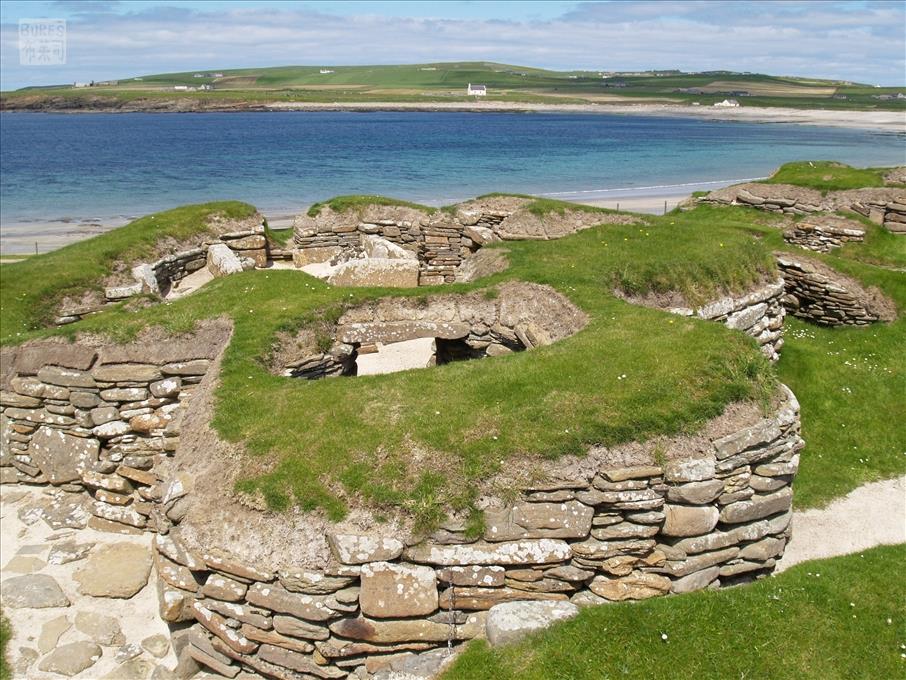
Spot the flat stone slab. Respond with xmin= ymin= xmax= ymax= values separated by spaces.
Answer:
xmin=38 ymin=641 xmax=103 ymax=676
xmin=75 ymin=542 xmax=152 ymax=598
xmin=1 ymin=573 xmax=70 ymax=608
xmin=28 ymin=425 xmax=100 ymax=485
xmin=486 ymin=600 xmax=579 ymax=647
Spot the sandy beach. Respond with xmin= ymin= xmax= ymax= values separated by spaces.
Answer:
xmin=264 ymin=101 xmax=906 ymax=133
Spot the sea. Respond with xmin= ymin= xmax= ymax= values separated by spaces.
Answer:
xmin=1 ymin=111 xmax=904 ymax=239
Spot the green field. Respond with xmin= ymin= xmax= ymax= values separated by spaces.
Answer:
xmin=3 ymin=62 xmax=904 ymax=111
xmin=443 ymin=544 xmax=906 ymax=680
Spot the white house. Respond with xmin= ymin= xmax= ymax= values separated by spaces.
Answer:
xmin=319 ymin=69 xmax=335 ymax=74
xmin=713 ymin=99 xmax=740 ymax=108
xmin=73 ymin=82 xmax=90 ymax=88
xmin=467 ymin=83 xmax=487 ymax=96
xmin=173 ymin=85 xmax=189 ymax=91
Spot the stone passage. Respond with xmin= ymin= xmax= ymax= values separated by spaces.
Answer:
xmin=275 ymin=282 xmax=588 ymax=379
xmin=783 ymin=215 xmax=866 ymax=253
xmin=292 ymin=196 xmax=639 ymax=287
xmin=701 ymin=182 xmax=906 ymax=234
xmin=776 ymin=254 xmax=896 ymax=326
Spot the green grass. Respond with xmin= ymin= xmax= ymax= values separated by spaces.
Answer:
xmin=6 ymin=200 xmax=777 ymax=527
xmin=476 ymin=193 xmax=624 ymax=218
xmin=0 ymin=612 xmax=10 ymax=680
xmin=443 ymin=544 xmax=906 ymax=680
xmin=0 ymin=201 xmax=257 ymax=341
xmin=764 ymin=161 xmax=895 ymax=192
xmin=306 ymin=195 xmax=437 ymax=217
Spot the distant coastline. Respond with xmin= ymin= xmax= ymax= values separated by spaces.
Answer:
xmin=2 ymin=99 xmax=904 ymax=132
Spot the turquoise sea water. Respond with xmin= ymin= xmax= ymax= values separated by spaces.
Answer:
xmin=1 ymin=111 xmax=904 ymax=227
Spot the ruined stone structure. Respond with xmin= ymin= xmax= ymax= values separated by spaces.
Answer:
xmin=783 ymin=215 xmax=866 ymax=253
xmin=1 ymin=328 xmax=802 ymax=679
xmin=276 ymin=283 xmax=587 ymax=379
xmin=701 ymin=183 xmax=906 ymax=234
xmin=776 ymin=254 xmax=896 ymax=326
xmin=292 ymin=197 xmax=638 ymax=286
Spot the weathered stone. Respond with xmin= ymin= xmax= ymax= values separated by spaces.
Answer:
xmin=38 ymin=615 xmax=71 ymax=653
xmin=202 ymin=574 xmax=248 ymax=602
xmin=671 ymin=566 xmax=721 ymax=593
xmin=91 ymin=501 xmax=147 ymax=529
xmin=192 ymin=601 xmax=258 ymax=654
xmin=156 ymin=581 xmax=195 ymax=623
xmin=161 ymin=358 xmax=210 ymax=376
xmin=328 ymin=258 xmax=420 ymax=288
xmin=157 ymin=552 xmax=200 ymax=592
xmin=92 ymin=363 xmax=162 ymax=383
xmin=589 ymin=572 xmax=672 ymax=601
xmin=359 ymin=561 xmax=438 ymax=618
xmin=293 ymin=246 xmax=342 ymax=267
xmin=246 ymin=582 xmax=340 ymax=622
xmin=665 ymin=547 xmax=740 ymax=577
xmin=599 ymin=465 xmax=661 ymax=482
xmin=661 ymin=504 xmax=720 ymax=537
xmin=405 ymin=539 xmax=571 ymax=566
xmin=673 ymin=530 xmax=740 ymax=555
xmin=82 ymin=470 xmax=132 ymax=493
xmin=749 ymin=474 xmax=790 ymax=492
xmin=257 ymin=644 xmax=346 ymax=678
xmin=207 ymin=243 xmax=244 ymax=277
xmin=202 ymin=550 xmax=272 ymax=581
xmin=484 ymin=501 xmax=593 ymax=541
xmin=187 ymin=644 xmax=238 ymax=678
xmin=75 ymin=611 xmax=125 ymax=646
xmin=712 ymin=420 xmax=781 ymax=460
xmin=41 ymin=495 xmax=91 ymax=530
xmin=667 ymin=479 xmax=725 ymax=505
xmin=719 ymin=487 xmax=793 ymax=524
xmin=329 ymin=612 xmax=487 ymax=644
xmin=1 ymin=573 xmax=70 ymax=608
xmin=141 ymin=634 xmax=170 ymax=659
xmin=439 ymin=586 xmax=567 ymax=610
xmin=239 ymin=625 xmax=313 ymax=654
xmin=754 ymin=455 xmax=800 ymax=477
xmin=154 ymin=533 xmax=206 ymax=571
xmin=27 ymin=426 xmax=99 ymax=484
xmin=75 ymin=542 xmax=152 ymax=597
xmin=591 ymin=522 xmax=659 ymax=540
xmin=150 ymin=376 xmax=182 ymax=398
xmin=570 ymin=538 xmax=656 ymax=561
xmin=278 ymin=569 xmax=355 ymax=594
xmin=437 ymin=565 xmax=505 ymax=587
xmin=38 ymin=641 xmax=103 ymax=676
xmin=272 ymin=615 xmax=331 ymax=641
xmin=739 ymin=536 xmax=786 ymax=561
xmin=37 ymin=365 xmax=96 ymax=388
xmin=486 ymin=601 xmax=578 ymax=647
xmin=47 ymin=540 xmax=94 ymax=565
xmin=0 ymin=391 xmax=41 ymax=408
xmin=90 ymin=406 xmax=120 ymax=425
xmin=3 ymin=555 xmax=46 ymax=573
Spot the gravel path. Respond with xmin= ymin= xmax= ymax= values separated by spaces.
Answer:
xmin=777 ymin=475 xmax=906 ymax=571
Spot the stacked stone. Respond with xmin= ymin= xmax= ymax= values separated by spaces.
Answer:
xmin=783 ymin=217 xmax=866 ymax=252
xmin=667 ymin=280 xmax=786 ymax=361
xmin=776 ymin=255 xmax=893 ymax=326
xmin=850 ymin=200 xmax=906 ymax=234
xmin=283 ymin=345 xmax=357 ymax=380
xmin=0 ymin=330 xmax=224 ymax=533
xmin=102 ymin=226 xmax=268 ymax=307
xmin=154 ymin=386 xmax=801 ymax=679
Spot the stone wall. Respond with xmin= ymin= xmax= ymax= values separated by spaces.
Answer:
xmin=776 ymin=254 xmax=897 ymax=327
xmin=783 ymin=216 xmax=865 ymax=253
xmin=0 ymin=323 xmax=230 ymax=533
xmin=701 ymin=183 xmax=906 ymax=234
xmin=292 ymin=197 xmax=638 ymax=286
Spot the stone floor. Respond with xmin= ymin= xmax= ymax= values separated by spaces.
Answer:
xmin=0 ymin=486 xmax=178 ymax=679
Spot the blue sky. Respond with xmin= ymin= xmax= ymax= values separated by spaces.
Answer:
xmin=2 ymin=1 xmax=904 ymax=89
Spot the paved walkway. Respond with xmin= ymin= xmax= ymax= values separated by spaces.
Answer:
xmin=777 ymin=475 xmax=906 ymax=571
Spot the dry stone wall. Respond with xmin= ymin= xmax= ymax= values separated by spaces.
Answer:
xmin=292 ymin=197 xmax=638 ymax=286
xmin=783 ymin=215 xmax=866 ymax=253
xmin=701 ymin=183 xmax=906 ymax=234
xmin=776 ymin=254 xmax=896 ymax=326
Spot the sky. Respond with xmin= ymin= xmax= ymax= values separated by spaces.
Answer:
xmin=1 ymin=0 xmax=904 ymax=89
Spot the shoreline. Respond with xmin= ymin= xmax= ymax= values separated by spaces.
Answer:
xmin=2 ymin=101 xmax=904 ymax=132
xmin=0 ymin=188 xmax=698 ymax=256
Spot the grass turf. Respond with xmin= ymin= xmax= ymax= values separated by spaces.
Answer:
xmin=763 ymin=161 xmax=899 ymax=192
xmin=442 ymin=544 xmax=906 ymax=680
xmin=0 ymin=201 xmax=257 ymax=341
xmin=0 ymin=612 xmax=9 ymax=680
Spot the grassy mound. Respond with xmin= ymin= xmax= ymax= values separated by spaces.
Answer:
xmin=306 ymin=195 xmax=437 ymax=217
xmin=443 ymin=544 xmax=906 ymax=680
xmin=0 ymin=201 xmax=257 ymax=341
xmin=763 ymin=161 xmax=896 ymax=192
